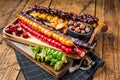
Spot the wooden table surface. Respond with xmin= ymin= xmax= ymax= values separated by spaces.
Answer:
xmin=0 ymin=0 xmax=120 ymax=80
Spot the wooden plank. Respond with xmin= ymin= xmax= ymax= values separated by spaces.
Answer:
xmin=2 ymin=0 xmax=29 ymax=26
xmin=0 ymin=48 xmax=16 ymax=69
xmin=102 ymin=0 xmax=119 ymax=80
xmin=114 ymin=1 xmax=120 ymax=80
xmin=0 ymin=0 xmax=29 ymax=43
xmin=116 ymin=1 xmax=120 ymax=80
xmin=0 ymin=44 xmax=20 ymax=80
xmin=0 ymin=33 xmax=3 ymax=43
xmin=50 ymin=0 xmax=95 ymax=15
xmin=93 ymin=0 xmax=105 ymax=80
xmin=1 ymin=64 xmax=20 ymax=80
xmin=94 ymin=0 xmax=120 ymax=80
xmin=0 ymin=0 xmax=28 ymax=28
xmin=0 ymin=42 xmax=11 ymax=66
xmin=22 ymin=0 xmax=51 ymax=11
xmin=0 ymin=33 xmax=21 ymax=80
xmin=0 ymin=0 xmax=51 ymax=29
xmin=109 ymin=0 xmax=120 ymax=80
xmin=17 ymin=71 xmax=25 ymax=80
xmin=78 ymin=0 xmax=95 ymax=15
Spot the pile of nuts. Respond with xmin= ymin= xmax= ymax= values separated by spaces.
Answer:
xmin=68 ymin=20 xmax=91 ymax=34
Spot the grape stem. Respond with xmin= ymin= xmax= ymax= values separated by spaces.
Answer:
xmin=88 ymin=26 xmax=101 ymax=44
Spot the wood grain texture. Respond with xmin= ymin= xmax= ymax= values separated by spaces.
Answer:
xmin=103 ymin=0 xmax=120 ymax=80
xmin=93 ymin=0 xmax=120 ymax=80
xmin=0 ymin=0 xmax=120 ymax=80
xmin=93 ymin=0 xmax=105 ymax=80
xmin=50 ymin=0 xmax=95 ymax=15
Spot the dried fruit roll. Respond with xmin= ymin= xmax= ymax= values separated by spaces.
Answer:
xmin=18 ymin=14 xmax=74 ymax=47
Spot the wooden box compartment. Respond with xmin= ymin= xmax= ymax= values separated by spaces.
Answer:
xmin=3 ymin=19 xmax=73 ymax=78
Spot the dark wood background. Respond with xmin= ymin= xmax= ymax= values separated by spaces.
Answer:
xmin=0 ymin=0 xmax=120 ymax=80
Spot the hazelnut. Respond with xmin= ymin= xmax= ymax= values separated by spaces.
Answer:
xmin=85 ymin=27 xmax=90 ymax=33
xmin=74 ymin=27 xmax=81 ymax=33
xmin=79 ymin=24 xmax=85 ymax=29
xmin=73 ymin=23 xmax=78 ymax=27
xmin=69 ymin=26 xmax=75 ymax=30
xmin=68 ymin=20 xmax=74 ymax=25
xmin=81 ymin=30 xmax=86 ymax=34
xmin=77 ymin=22 xmax=81 ymax=26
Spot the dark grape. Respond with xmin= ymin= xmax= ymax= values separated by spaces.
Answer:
xmin=46 ymin=8 xmax=50 ymax=13
xmin=79 ymin=14 xmax=99 ymax=24
xmin=64 ymin=12 xmax=68 ymax=18
xmin=101 ymin=25 xmax=108 ymax=32
xmin=83 ymin=19 xmax=87 ymax=23
xmin=50 ymin=11 xmax=54 ymax=15
xmin=72 ymin=15 xmax=78 ymax=21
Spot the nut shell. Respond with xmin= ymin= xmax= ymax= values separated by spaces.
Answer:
xmin=85 ymin=27 xmax=90 ymax=33
xmin=81 ymin=30 xmax=86 ymax=34
xmin=79 ymin=24 xmax=85 ymax=29
xmin=69 ymin=26 xmax=75 ymax=30
xmin=74 ymin=27 xmax=81 ymax=33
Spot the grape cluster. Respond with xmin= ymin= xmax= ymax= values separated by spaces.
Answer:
xmin=29 ymin=5 xmax=99 ymax=24
xmin=78 ymin=14 xmax=99 ymax=24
